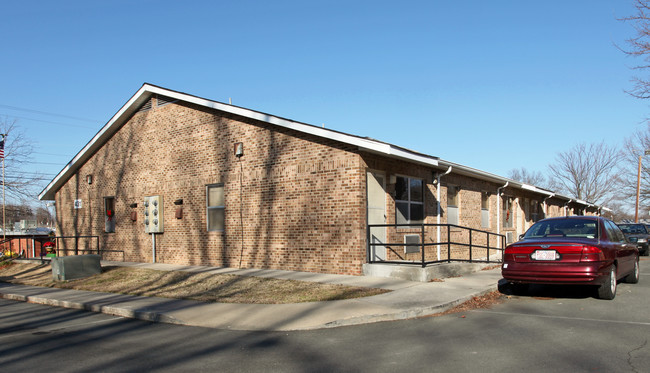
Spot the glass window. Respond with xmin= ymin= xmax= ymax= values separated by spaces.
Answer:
xmin=104 ymin=197 xmax=115 ymax=233
xmin=207 ymin=184 xmax=225 ymax=231
xmin=481 ymin=192 xmax=490 ymax=210
xmin=524 ymin=218 xmax=599 ymax=239
xmin=481 ymin=192 xmax=490 ymax=228
xmin=447 ymin=186 xmax=459 ymax=207
xmin=530 ymin=200 xmax=539 ymax=223
xmin=503 ymin=197 xmax=513 ymax=228
xmin=395 ymin=176 xmax=424 ymax=224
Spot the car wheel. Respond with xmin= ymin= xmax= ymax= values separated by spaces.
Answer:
xmin=597 ymin=265 xmax=617 ymax=300
xmin=624 ymin=258 xmax=640 ymax=284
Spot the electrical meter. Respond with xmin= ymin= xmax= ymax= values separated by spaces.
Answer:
xmin=144 ymin=195 xmax=164 ymax=233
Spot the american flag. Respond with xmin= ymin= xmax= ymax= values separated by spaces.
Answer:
xmin=0 ymin=135 xmax=4 ymax=159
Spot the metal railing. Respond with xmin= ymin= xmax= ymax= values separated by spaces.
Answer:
xmin=42 ymin=235 xmax=124 ymax=261
xmin=367 ymin=223 xmax=505 ymax=267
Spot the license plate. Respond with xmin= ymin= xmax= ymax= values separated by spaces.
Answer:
xmin=533 ymin=250 xmax=557 ymax=261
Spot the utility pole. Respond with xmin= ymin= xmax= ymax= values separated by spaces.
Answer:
xmin=1 ymin=134 xmax=5 ymax=244
xmin=635 ymin=149 xmax=650 ymax=223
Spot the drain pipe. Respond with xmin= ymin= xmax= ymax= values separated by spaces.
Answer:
xmin=542 ymin=193 xmax=554 ymax=218
xmin=152 ymin=233 xmax=156 ymax=263
xmin=496 ymin=181 xmax=509 ymax=248
xmin=564 ymin=200 xmax=573 ymax=216
xmin=436 ymin=166 xmax=452 ymax=261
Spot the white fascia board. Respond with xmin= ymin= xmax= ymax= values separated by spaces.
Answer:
xmin=521 ymin=184 xmax=555 ymax=197
xmin=39 ymin=86 xmax=153 ymax=200
xmin=144 ymin=85 xmax=438 ymax=166
xmin=39 ymin=84 xmax=438 ymax=199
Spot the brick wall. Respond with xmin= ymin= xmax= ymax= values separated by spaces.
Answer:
xmin=56 ymin=98 xmax=367 ymax=275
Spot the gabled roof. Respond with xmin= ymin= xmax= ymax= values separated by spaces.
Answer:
xmin=38 ymin=83 xmax=439 ymax=200
xmin=38 ymin=83 xmax=608 ymax=213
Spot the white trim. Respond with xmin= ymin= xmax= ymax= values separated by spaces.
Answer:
xmin=39 ymin=84 xmax=438 ymax=200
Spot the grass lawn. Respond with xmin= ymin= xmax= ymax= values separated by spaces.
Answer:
xmin=0 ymin=261 xmax=389 ymax=304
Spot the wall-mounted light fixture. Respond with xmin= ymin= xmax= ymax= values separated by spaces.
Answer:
xmin=129 ymin=203 xmax=138 ymax=208
xmin=234 ymin=142 xmax=244 ymax=157
xmin=86 ymin=175 xmax=93 ymax=185
xmin=173 ymin=199 xmax=183 ymax=205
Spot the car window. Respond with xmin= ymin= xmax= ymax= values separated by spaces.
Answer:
xmin=607 ymin=221 xmax=626 ymax=243
xmin=618 ymin=224 xmax=647 ymax=234
xmin=523 ymin=218 xmax=598 ymax=239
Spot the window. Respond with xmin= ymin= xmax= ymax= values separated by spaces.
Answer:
xmin=395 ymin=176 xmax=424 ymax=224
xmin=446 ymin=185 xmax=459 ymax=225
xmin=530 ymin=200 xmax=539 ymax=223
xmin=481 ymin=192 xmax=490 ymax=228
xmin=104 ymin=197 xmax=115 ymax=233
xmin=207 ymin=184 xmax=225 ymax=231
xmin=503 ymin=196 xmax=514 ymax=228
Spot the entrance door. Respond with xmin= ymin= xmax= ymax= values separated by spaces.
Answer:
xmin=367 ymin=171 xmax=387 ymax=261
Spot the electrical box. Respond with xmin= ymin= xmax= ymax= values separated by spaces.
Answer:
xmin=144 ymin=195 xmax=164 ymax=233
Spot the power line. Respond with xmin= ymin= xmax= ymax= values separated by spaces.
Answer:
xmin=22 ymin=160 xmax=67 ymax=166
xmin=33 ymin=151 xmax=75 ymax=157
xmin=0 ymin=104 xmax=101 ymax=123
xmin=1 ymin=113 xmax=100 ymax=130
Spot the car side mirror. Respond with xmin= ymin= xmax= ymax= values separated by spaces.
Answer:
xmin=519 ymin=234 xmax=525 ymax=240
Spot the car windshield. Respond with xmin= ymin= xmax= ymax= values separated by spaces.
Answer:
xmin=524 ymin=218 xmax=599 ymax=239
xmin=617 ymin=224 xmax=647 ymax=234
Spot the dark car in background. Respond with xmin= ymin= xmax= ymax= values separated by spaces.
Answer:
xmin=617 ymin=223 xmax=650 ymax=256
xmin=502 ymin=216 xmax=639 ymax=300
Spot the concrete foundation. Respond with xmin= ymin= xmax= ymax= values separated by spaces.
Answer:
xmin=362 ymin=262 xmax=499 ymax=282
xmin=51 ymin=255 xmax=102 ymax=281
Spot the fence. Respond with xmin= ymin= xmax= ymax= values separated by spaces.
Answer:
xmin=367 ymin=223 xmax=505 ymax=267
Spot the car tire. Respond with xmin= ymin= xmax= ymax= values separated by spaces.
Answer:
xmin=510 ymin=283 xmax=529 ymax=296
xmin=597 ymin=265 xmax=617 ymax=300
xmin=624 ymin=258 xmax=640 ymax=284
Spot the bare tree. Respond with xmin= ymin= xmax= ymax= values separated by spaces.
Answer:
xmin=620 ymin=0 xmax=650 ymax=99
xmin=547 ymin=141 xmax=623 ymax=205
xmin=507 ymin=167 xmax=547 ymax=187
xmin=621 ymin=125 xmax=650 ymax=208
xmin=0 ymin=117 xmax=45 ymax=204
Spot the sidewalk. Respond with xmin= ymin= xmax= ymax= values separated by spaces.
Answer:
xmin=0 ymin=261 xmax=503 ymax=331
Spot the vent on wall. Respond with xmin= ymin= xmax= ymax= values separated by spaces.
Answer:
xmin=404 ymin=234 xmax=421 ymax=254
xmin=156 ymin=94 xmax=177 ymax=107
xmin=137 ymin=98 xmax=153 ymax=112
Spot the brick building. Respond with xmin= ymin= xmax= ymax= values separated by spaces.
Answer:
xmin=39 ymin=84 xmax=606 ymax=276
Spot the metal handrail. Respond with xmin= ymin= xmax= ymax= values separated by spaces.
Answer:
xmin=367 ymin=223 xmax=506 ymax=267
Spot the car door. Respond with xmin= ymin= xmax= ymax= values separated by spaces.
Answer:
xmin=607 ymin=220 xmax=635 ymax=276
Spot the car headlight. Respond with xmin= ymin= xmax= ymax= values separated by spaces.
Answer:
xmin=638 ymin=238 xmax=647 ymax=243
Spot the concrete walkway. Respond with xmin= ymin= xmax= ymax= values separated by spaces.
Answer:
xmin=0 ymin=261 xmax=503 ymax=331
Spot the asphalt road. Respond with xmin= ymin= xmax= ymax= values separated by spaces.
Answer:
xmin=1 ymin=260 xmax=649 ymax=372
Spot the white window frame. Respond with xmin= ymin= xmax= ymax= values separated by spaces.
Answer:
xmin=447 ymin=185 xmax=460 ymax=225
xmin=206 ymin=184 xmax=225 ymax=232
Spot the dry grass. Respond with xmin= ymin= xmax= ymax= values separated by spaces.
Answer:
xmin=0 ymin=262 xmax=389 ymax=304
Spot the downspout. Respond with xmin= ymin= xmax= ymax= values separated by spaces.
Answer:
xmin=542 ymin=193 xmax=554 ymax=218
xmin=564 ymin=200 xmax=572 ymax=216
xmin=436 ymin=166 xmax=452 ymax=261
xmin=496 ymin=182 xmax=509 ymax=248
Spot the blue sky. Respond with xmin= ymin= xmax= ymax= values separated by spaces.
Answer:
xmin=1 ymin=1 xmax=647 ymax=204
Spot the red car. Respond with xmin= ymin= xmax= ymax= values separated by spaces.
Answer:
xmin=502 ymin=216 xmax=639 ymax=300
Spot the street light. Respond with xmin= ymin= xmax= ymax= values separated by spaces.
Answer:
xmin=635 ymin=149 xmax=650 ymax=223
